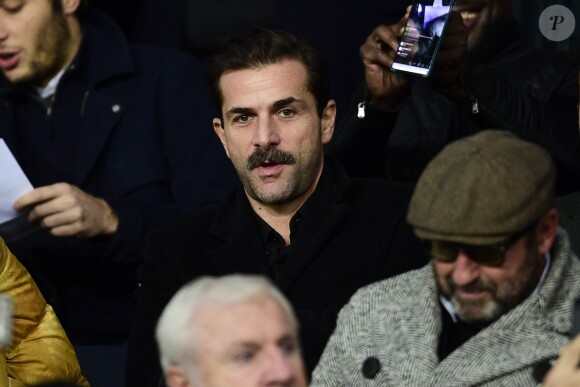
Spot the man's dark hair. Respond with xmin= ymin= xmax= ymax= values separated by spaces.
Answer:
xmin=207 ymin=29 xmax=330 ymax=119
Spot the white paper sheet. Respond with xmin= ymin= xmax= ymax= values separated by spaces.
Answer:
xmin=0 ymin=139 xmax=33 ymax=224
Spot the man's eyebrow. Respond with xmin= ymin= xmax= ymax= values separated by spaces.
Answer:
xmin=277 ymin=332 xmax=297 ymax=345
xmin=272 ymin=97 xmax=302 ymax=110
xmin=225 ymin=341 xmax=260 ymax=354
xmin=225 ymin=107 xmax=254 ymax=117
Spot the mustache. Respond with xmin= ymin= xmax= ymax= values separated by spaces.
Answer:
xmin=246 ymin=148 xmax=296 ymax=170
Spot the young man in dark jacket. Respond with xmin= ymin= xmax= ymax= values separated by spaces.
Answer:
xmin=0 ymin=0 xmax=236 ymax=349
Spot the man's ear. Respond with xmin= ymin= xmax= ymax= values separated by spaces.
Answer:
xmin=61 ymin=0 xmax=81 ymax=15
xmin=165 ymin=365 xmax=192 ymax=387
xmin=213 ymin=118 xmax=230 ymax=159
xmin=536 ymin=208 xmax=559 ymax=256
xmin=320 ymin=100 xmax=336 ymax=145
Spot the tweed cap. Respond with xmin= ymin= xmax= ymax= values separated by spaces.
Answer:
xmin=407 ymin=130 xmax=555 ymax=245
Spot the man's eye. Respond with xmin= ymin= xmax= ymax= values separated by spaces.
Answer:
xmin=3 ymin=3 xmax=23 ymax=13
xmin=235 ymin=351 xmax=255 ymax=363
xmin=279 ymin=109 xmax=295 ymax=118
xmin=234 ymin=115 xmax=250 ymax=123
xmin=280 ymin=340 xmax=297 ymax=355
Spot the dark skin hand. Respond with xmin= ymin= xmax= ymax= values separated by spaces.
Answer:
xmin=360 ymin=8 xmax=469 ymax=108
xmin=360 ymin=12 xmax=412 ymax=109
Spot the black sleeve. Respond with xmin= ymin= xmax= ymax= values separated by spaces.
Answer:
xmin=125 ymin=230 xmax=182 ymax=387
xmin=326 ymin=82 xmax=401 ymax=179
xmin=460 ymin=55 xmax=580 ymax=195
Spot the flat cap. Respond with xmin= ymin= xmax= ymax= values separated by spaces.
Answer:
xmin=407 ymin=130 xmax=556 ymax=245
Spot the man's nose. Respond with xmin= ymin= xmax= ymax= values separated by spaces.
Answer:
xmin=253 ymin=116 xmax=280 ymax=148
xmin=0 ymin=23 xmax=8 ymax=41
xmin=263 ymin=350 xmax=297 ymax=385
xmin=451 ymin=250 xmax=481 ymax=286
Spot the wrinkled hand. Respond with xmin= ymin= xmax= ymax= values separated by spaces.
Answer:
xmin=360 ymin=14 xmax=412 ymax=109
xmin=432 ymin=10 xmax=469 ymax=92
xmin=13 ymin=183 xmax=118 ymax=237
xmin=543 ymin=335 xmax=580 ymax=386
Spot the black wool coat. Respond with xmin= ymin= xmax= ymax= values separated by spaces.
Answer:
xmin=125 ymin=158 xmax=430 ymax=386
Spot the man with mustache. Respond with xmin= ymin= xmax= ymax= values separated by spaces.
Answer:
xmin=125 ymin=29 xmax=430 ymax=386
xmin=329 ymin=0 xmax=580 ymax=196
xmin=312 ymin=130 xmax=580 ymax=386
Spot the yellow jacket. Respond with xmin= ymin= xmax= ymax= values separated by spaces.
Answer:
xmin=0 ymin=238 xmax=89 ymax=387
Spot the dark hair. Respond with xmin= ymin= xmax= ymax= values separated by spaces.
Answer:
xmin=207 ymin=29 xmax=330 ymax=118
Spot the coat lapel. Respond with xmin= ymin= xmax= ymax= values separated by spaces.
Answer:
xmin=277 ymin=201 xmax=349 ymax=292
xmin=73 ymin=90 xmax=124 ymax=185
xmin=432 ymin=303 xmax=565 ymax=385
xmin=276 ymin=158 xmax=351 ymax=292
xmin=206 ymin=190 xmax=271 ymax=276
xmin=397 ymin=266 xmax=442 ymax=381
xmin=71 ymin=12 xmax=135 ymax=186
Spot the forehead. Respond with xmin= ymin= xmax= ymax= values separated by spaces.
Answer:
xmin=218 ymin=60 xmax=310 ymax=111
xmin=194 ymin=297 xmax=294 ymax=351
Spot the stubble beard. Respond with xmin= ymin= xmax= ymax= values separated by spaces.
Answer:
xmin=15 ymin=11 xmax=72 ymax=87
xmin=440 ymin=245 xmax=543 ymax=325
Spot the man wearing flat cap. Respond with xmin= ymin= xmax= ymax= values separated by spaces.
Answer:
xmin=311 ymin=130 xmax=580 ymax=386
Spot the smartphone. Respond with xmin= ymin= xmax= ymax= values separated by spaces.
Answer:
xmin=391 ymin=0 xmax=455 ymax=77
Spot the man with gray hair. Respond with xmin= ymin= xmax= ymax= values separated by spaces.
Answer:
xmin=156 ymin=274 xmax=308 ymax=387
xmin=312 ymin=130 xmax=580 ymax=386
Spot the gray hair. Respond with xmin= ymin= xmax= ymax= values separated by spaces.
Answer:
xmin=155 ymin=274 xmax=298 ymax=373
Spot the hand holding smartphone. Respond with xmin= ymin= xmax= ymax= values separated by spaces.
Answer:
xmin=392 ymin=0 xmax=456 ymax=77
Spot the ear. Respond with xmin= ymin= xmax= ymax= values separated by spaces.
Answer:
xmin=213 ymin=117 xmax=230 ymax=159
xmin=60 ymin=0 xmax=81 ymax=15
xmin=165 ymin=365 xmax=192 ymax=387
xmin=320 ymin=99 xmax=336 ymax=145
xmin=535 ymin=208 xmax=559 ymax=256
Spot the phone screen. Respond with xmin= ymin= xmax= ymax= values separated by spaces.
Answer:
xmin=392 ymin=0 xmax=455 ymax=77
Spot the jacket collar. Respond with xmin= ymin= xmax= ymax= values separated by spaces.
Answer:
xmin=206 ymin=157 xmax=352 ymax=290
xmin=69 ymin=10 xmax=135 ymax=88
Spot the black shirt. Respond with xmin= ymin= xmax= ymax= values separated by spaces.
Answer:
xmin=253 ymin=160 xmax=334 ymax=281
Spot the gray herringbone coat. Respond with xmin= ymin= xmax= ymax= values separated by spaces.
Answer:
xmin=311 ymin=229 xmax=580 ymax=386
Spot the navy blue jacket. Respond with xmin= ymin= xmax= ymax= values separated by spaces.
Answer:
xmin=0 ymin=11 xmax=237 ymax=343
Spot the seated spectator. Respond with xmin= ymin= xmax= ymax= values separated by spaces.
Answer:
xmin=0 ymin=0 xmax=236 ymax=348
xmin=312 ymin=130 xmax=580 ymax=385
xmin=329 ymin=0 xmax=580 ymax=196
xmin=126 ymin=28 xmax=429 ymax=386
xmin=156 ymin=275 xmax=307 ymax=387
xmin=0 ymin=237 xmax=88 ymax=386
